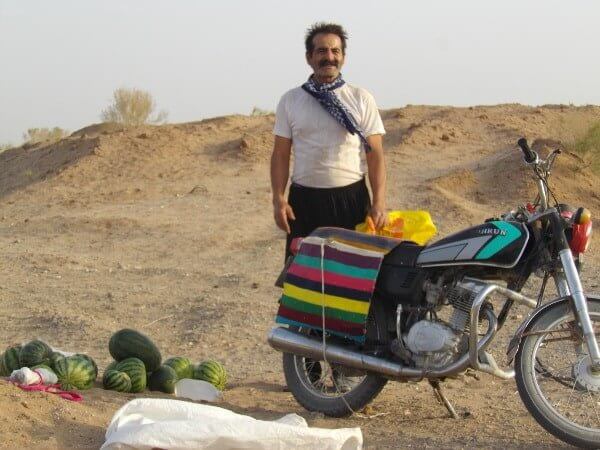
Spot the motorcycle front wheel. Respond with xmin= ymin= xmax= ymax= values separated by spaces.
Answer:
xmin=282 ymin=298 xmax=389 ymax=417
xmin=515 ymin=298 xmax=600 ymax=448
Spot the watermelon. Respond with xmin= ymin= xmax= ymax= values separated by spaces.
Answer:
xmin=73 ymin=353 xmax=98 ymax=379
xmin=115 ymin=357 xmax=146 ymax=393
xmin=49 ymin=352 xmax=66 ymax=371
xmin=32 ymin=364 xmax=54 ymax=373
xmin=102 ymin=370 xmax=132 ymax=392
xmin=194 ymin=360 xmax=227 ymax=391
xmin=149 ymin=365 xmax=177 ymax=394
xmin=0 ymin=356 xmax=8 ymax=376
xmin=54 ymin=355 xmax=97 ymax=390
xmin=109 ymin=329 xmax=162 ymax=372
xmin=20 ymin=340 xmax=52 ymax=368
xmin=163 ymin=357 xmax=194 ymax=380
xmin=105 ymin=360 xmax=118 ymax=373
xmin=3 ymin=345 xmax=22 ymax=372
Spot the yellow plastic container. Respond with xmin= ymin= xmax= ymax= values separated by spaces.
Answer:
xmin=355 ymin=210 xmax=437 ymax=245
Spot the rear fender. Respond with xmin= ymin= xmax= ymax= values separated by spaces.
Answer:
xmin=506 ymin=294 xmax=600 ymax=363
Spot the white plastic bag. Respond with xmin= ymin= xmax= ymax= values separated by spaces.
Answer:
xmin=174 ymin=378 xmax=222 ymax=402
xmin=102 ymin=398 xmax=362 ymax=450
xmin=9 ymin=367 xmax=58 ymax=385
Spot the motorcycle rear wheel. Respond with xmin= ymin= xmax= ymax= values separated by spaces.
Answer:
xmin=282 ymin=298 xmax=389 ymax=417
xmin=515 ymin=298 xmax=600 ymax=448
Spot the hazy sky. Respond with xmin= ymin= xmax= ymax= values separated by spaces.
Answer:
xmin=1 ymin=0 xmax=599 ymax=144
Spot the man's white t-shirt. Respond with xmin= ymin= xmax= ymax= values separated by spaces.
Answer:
xmin=273 ymin=83 xmax=386 ymax=188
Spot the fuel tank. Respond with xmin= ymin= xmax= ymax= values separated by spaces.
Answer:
xmin=416 ymin=220 xmax=529 ymax=268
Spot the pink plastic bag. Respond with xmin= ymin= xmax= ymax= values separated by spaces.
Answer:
xmin=12 ymin=381 xmax=83 ymax=402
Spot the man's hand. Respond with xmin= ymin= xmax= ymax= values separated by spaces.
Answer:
xmin=273 ymin=199 xmax=296 ymax=234
xmin=369 ymin=202 xmax=387 ymax=230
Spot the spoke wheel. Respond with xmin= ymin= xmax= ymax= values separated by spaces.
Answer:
xmin=515 ymin=299 xmax=600 ymax=448
xmin=282 ymin=298 xmax=389 ymax=417
xmin=292 ymin=342 xmax=369 ymax=397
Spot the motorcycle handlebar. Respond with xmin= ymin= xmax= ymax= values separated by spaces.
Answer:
xmin=517 ymin=138 xmax=537 ymax=163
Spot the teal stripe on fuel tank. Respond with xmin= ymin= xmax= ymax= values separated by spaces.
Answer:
xmin=475 ymin=221 xmax=521 ymax=260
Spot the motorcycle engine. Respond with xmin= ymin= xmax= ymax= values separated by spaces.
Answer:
xmin=404 ymin=284 xmax=476 ymax=369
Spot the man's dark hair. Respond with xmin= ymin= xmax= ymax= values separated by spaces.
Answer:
xmin=305 ymin=22 xmax=348 ymax=55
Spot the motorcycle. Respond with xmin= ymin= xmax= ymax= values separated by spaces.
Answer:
xmin=268 ymin=138 xmax=598 ymax=448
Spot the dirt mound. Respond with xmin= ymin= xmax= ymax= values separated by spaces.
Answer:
xmin=0 ymin=135 xmax=101 ymax=198
xmin=71 ymin=122 xmax=125 ymax=138
xmin=3 ymin=104 xmax=599 ymax=203
xmin=383 ymin=104 xmax=600 ymax=151
xmin=239 ymin=132 xmax=274 ymax=162
xmin=0 ymin=114 xmax=282 ymax=204
xmin=434 ymin=139 xmax=600 ymax=210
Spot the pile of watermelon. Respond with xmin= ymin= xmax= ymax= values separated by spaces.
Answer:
xmin=103 ymin=328 xmax=227 ymax=394
xmin=0 ymin=339 xmax=98 ymax=391
xmin=0 ymin=330 xmax=227 ymax=396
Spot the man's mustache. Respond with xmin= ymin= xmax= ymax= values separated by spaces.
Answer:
xmin=319 ymin=60 xmax=339 ymax=68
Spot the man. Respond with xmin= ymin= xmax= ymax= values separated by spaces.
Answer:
xmin=271 ymin=22 xmax=387 ymax=259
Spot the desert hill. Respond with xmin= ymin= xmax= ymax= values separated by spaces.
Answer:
xmin=1 ymin=104 xmax=599 ymax=448
xmin=2 ymin=104 xmax=599 ymax=224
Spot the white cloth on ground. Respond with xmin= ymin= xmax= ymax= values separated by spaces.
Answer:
xmin=9 ymin=367 xmax=58 ymax=385
xmin=101 ymin=398 xmax=362 ymax=450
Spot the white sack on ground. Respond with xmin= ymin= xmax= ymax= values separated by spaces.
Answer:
xmin=174 ymin=378 xmax=222 ymax=402
xmin=101 ymin=398 xmax=362 ymax=450
xmin=9 ymin=367 xmax=58 ymax=385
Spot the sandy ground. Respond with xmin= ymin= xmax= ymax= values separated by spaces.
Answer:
xmin=1 ymin=104 xmax=600 ymax=449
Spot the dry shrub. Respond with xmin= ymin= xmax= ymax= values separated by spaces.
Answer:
xmin=0 ymin=143 xmax=13 ymax=153
xmin=101 ymin=88 xmax=168 ymax=126
xmin=250 ymin=106 xmax=273 ymax=116
xmin=22 ymin=127 xmax=69 ymax=145
xmin=567 ymin=122 xmax=600 ymax=172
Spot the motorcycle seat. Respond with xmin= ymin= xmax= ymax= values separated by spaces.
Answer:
xmin=310 ymin=227 xmax=402 ymax=255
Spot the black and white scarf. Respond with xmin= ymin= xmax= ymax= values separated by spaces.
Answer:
xmin=301 ymin=75 xmax=371 ymax=152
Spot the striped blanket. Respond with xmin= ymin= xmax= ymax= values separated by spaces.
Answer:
xmin=276 ymin=227 xmax=398 ymax=343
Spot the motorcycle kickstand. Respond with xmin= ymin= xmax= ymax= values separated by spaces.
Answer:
xmin=428 ymin=380 xmax=459 ymax=419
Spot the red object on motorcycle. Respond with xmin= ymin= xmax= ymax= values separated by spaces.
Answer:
xmin=290 ymin=237 xmax=303 ymax=255
xmin=570 ymin=220 xmax=592 ymax=254
xmin=526 ymin=202 xmax=537 ymax=214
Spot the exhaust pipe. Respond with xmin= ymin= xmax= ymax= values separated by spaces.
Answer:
xmin=268 ymin=308 xmax=498 ymax=379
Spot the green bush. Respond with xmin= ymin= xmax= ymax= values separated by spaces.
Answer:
xmin=101 ymin=88 xmax=168 ymax=126
xmin=23 ymin=128 xmax=69 ymax=145
xmin=569 ymin=122 xmax=600 ymax=172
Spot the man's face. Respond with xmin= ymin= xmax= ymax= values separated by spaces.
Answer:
xmin=306 ymin=33 xmax=345 ymax=83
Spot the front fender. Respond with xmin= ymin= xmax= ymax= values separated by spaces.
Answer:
xmin=506 ymin=294 xmax=600 ymax=363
